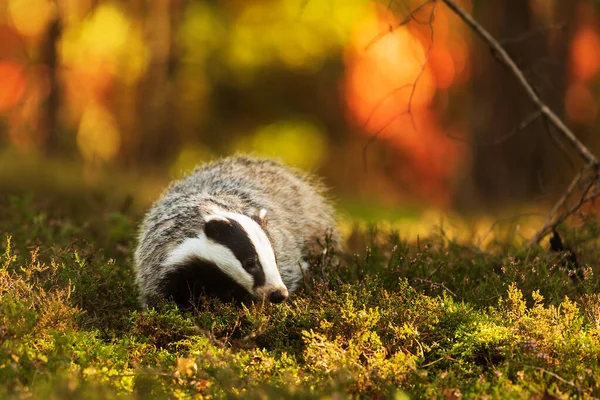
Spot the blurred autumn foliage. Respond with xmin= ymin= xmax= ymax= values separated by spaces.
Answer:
xmin=1 ymin=0 xmax=600 ymax=211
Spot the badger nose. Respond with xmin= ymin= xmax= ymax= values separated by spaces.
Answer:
xmin=268 ymin=289 xmax=288 ymax=303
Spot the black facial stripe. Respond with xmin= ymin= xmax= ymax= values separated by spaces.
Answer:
xmin=252 ymin=263 xmax=266 ymax=288
xmin=160 ymin=256 xmax=251 ymax=309
xmin=203 ymin=217 xmax=266 ymax=288
xmin=204 ymin=218 xmax=255 ymax=261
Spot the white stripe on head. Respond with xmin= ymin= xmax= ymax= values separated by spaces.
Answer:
xmin=215 ymin=210 xmax=287 ymax=297
xmin=162 ymin=233 xmax=254 ymax=293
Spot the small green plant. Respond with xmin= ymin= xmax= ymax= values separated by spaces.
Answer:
xmin=1 ymin=193 xmax=600 ymax=398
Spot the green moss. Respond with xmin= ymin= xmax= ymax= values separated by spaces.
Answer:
xmin=2 ymin=193 xmax=600 ymax=398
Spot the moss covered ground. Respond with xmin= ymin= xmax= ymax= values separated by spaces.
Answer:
xmin=1 ymin=192 xmax=600 ymax=399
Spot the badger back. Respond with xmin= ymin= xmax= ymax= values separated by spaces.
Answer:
xmin=192 ymin=157 xmax=341 ymax=248
xmin=134 ymin=156 xmax=341 ymax=308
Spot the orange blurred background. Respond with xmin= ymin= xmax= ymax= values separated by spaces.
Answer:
xmin=0 ymin=0 xmax=599 ymax=220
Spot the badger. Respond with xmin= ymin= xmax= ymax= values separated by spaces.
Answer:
xmin=134 ymin=155 xmax=341 ymax=309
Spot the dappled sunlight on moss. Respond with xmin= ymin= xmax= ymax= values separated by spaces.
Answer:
xmin=339 ymin=208 xmax=548 ymax=248
xmin=2 ymin=193 xmax=600 ymax=397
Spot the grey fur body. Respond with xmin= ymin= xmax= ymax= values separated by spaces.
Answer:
xmin=134 ymin=155 xmax=341 ymax=307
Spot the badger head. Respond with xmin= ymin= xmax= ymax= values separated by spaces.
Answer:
xmin=160 ymin=208 xmax=289 ymax=308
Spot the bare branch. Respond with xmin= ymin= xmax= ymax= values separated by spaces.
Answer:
xmin=362 ymin=110 xmax=411 ymax=172
xmin=363 ymin=1 xmax=436 ymax=170
xmin=441 ymin=0 xmax=599 ymax=167
xmin=442 ymin=0 xmax=600 ymax=245
xmin=362 ymin=84 xmax=413 ymax=130
xmin=541 ymin=115 xmax=576 ymax=171
xmin=407 ymin=1 xmax=437 ymax=130
xmin=529 ymin=167 xmax=599 ymax=245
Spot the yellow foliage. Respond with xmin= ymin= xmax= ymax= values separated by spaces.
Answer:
xmin=232 ymin=120 xmax=327 ymax=170
xmin=339 ymin=208 xmax=546 ymax=246
xmin=179 ymin=2 xmax=225 ymax=64
xmin=170 ymin=145 xmax=213 ymax=178
xmin=175 ymin=357 xmax=198 ymax=378
xmin=226 ymin=0 xmax=368 ymax=77
xmin=79 ymin=4 xmax=129 ymax=57
xmin=8 ymin=0 xmax=56 ymax=37
xmin=60 ymin=3 xmax=149 ymax=83
xmin=77 ymin=103 xmax=121 ymax=163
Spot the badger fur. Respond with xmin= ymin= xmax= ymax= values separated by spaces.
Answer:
xmin=134 ymin=155 xmax=341 ymax=309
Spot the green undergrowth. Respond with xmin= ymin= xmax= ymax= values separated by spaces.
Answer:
xmin=1 ymin=193 xmax=600 ymax=399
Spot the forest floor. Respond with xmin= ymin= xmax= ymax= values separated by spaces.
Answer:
xmin=1 ymin=190 xmax=600 ymax=399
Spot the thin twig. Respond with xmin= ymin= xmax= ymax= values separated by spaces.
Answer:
xmin=529 ymin=167 xmax=598 ymax=245
xmin=448 ymin=110 xmax=541 ymax=147
xmin=441 ymin=0 xmax=599 ymax=167
xmin=363 ymin=110 xmax=411 ymax=172
xmin=535 ymin=184 xmax=600 ymax=244
xmin=549 ymin=171 xmax=587 ymax=218
xmin=499 ymin=23 xmax=567 ymax=45
xmin=362 ymin=84 xmax=413 ymax=130
xmin=363 ymin=1 xmax=437 ymax=170
xmin=535 ymin=169 xmax=586 ymax=241
xmin=479 ymin=212 xmax=545 ymax=247
xmin=541 ymin=115 xmax=576 ymax=171
xmin=526 ymin=366 xmax=582 ymax=392
xmin=524 ymin=64 xmax=558 ymax=99
xmin=365 ymin=0 xmax=435 ymax=51
xmin=407 ymin=1 xmax=437 ymax=131
xmin=421 ymin=357 xmax=445 ymax=368
xmin=442 ymin=0 xmax=600 ymax=245
xmin=413 ymin=277 xmax=456 ymax=297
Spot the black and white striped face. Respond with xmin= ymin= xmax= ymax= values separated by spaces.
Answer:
xmin=162 ymin=209 xmax=289 ymax=304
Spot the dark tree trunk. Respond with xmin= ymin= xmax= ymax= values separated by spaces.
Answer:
xmin=132 ymin=0 xmax=184 ymax=166
xmin=456 ymin=0 xmax=578 ymax=210
xmin=40 ymin=16 xmax=62 ymax=156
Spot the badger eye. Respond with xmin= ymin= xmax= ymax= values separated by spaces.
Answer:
xmin=243 ymin=258 xmax=259 ymax=272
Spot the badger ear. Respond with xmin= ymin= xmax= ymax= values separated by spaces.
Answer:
xmin=251 ymin=208 xmax=268 ymax=226
xmin=204 ymin=214 xmax=229 ymax=224
xmin=204 ymin=214 xmax=229 ymax=222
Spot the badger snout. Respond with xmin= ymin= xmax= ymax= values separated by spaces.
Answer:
xmin=256 ymin=286 xmax=289 ymax=303
xmin=268 ymin=289 xmax=288 ymax=303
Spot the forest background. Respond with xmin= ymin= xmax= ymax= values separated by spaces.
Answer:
xmin=2 ymin=1 xmax=600 ymax=398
